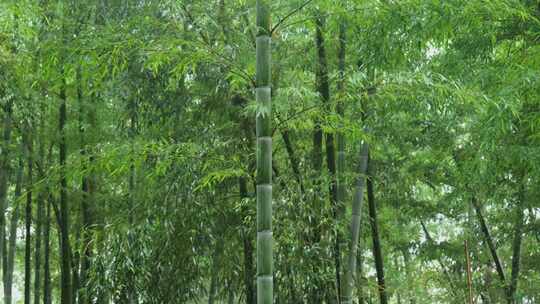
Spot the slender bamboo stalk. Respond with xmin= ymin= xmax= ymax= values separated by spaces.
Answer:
xmin=420 ymin=221 xmax=459 ymax=295
xmin=336 ymin=26 xmax=347 ymax=298
xmin=508 ymin=184 xmax=526 ymax=304
xmin=72 ymin=228 xmax=81 ymax=304
xmin=208 ymin=240 xmax=222 ymax=304
xmin=366 ymin=158 xmax=388 ymax=304
xmin=336 ymin=19 xmax=347 ymax=214
xmin=44 ymin=192 xmax=52 ymax=304
xmin=256 ymin=1 xmax=272 ymax=303
xmin=401 ymin=249 xmax=416 ymax=304
xmin=314 ymin=12 xmax=341 ymax=300
xmin=471 ymin=197 xmax=506 ymax=285
xmin=59 ymin=62 xmax=72 ymax=304
xmin=356 ymin=247 xmax=366 ymax=304
xmin=24 ymin=129 xmax=33 ymax=304
xmin=342 ymin=143 xmax=369 ymax=304
xmin=280 ymin=129 xmax=304 ymax=195
xmin=0 ymin=99 xmax=13 ymax=274
xmin=34 ymin=141 xmax=44 ymax=304
xmin=59 ymin=2 xmax=72 ymax=302
xmin=0 ymin=10 xmax=15 ymax=277
xmin=0 ymin=117 xmax=10 ymax=297
xmin=78 ymin=66 xmax=91 ymax=304
xmin=3 ymin=154 xmax=23 ymax=304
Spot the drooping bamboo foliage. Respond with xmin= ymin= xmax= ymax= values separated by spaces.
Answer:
xmin=256 ymin=1 xmax=272 ymax=303
xmin=342 ymin=143 xmax=369 ymax=304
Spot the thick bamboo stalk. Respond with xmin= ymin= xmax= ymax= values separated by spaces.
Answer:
xmin=256 ymin=1 xmax=272 ymax=303
xmin=341 ymin=143 xmax=369 ymax=304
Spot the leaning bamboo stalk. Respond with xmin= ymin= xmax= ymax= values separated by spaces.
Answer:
xmin=341 ymin=143 xmax=369 ymax=304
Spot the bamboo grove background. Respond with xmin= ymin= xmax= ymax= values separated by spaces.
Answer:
xmin=0 ymin=0 xmax=539 ymax=303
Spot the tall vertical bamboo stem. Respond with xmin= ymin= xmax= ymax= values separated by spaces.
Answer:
xmin=256 ymin=1 xmax=272 ymax=303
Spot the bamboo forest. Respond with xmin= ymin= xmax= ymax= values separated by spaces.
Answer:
xmin=1 ymin=0 xmax=540 ymax=303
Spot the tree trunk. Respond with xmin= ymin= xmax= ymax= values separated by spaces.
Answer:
xmin=366 ymin=158 xmax=388 ymax=304
xmin=342 ymin=143 xmax=369 ymax=304
xmin=3 ymin=155 xmax=23 ymax=304
xmin=255 ymin=1 xmax=273 ymax=303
